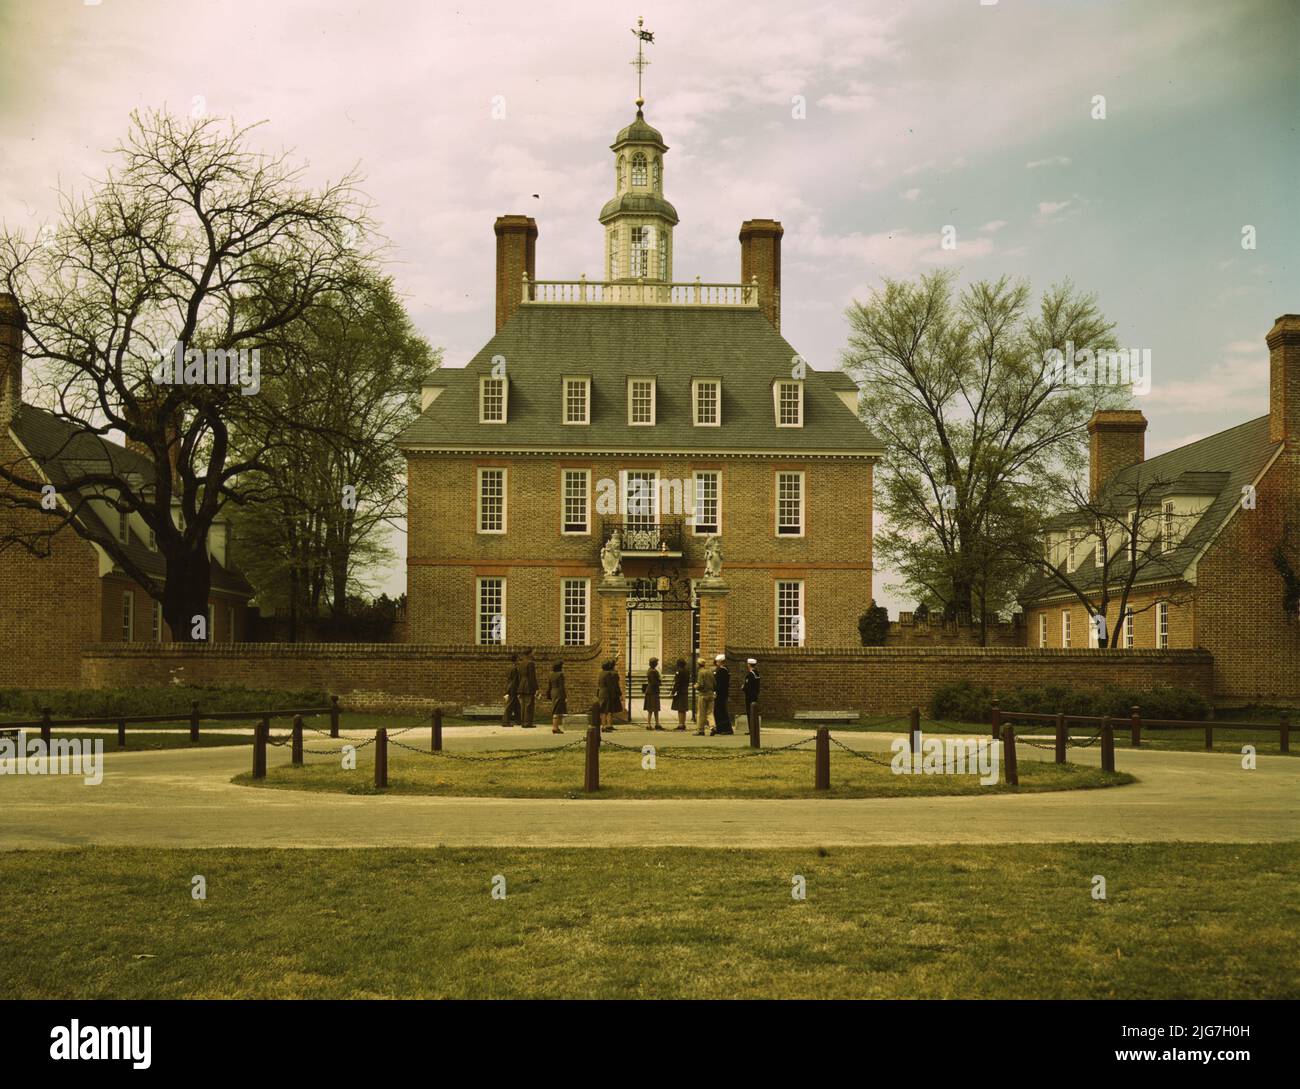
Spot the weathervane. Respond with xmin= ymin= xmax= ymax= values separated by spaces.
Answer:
xmin=630 ymin=15 xmax=654 ymax=108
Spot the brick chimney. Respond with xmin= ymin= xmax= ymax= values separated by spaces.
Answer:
xmin=1266 ymin=313 xmax=1300 ymax=446
xmin=1087 ymin=410 xmax=1147 ymax=499
xmin=739 ymin=219 xmax=783 ymax=331
xmin=494 ymin=215 xmax=537 ymax=332
xmin=0 ymin=292 xmax=25 ymax=429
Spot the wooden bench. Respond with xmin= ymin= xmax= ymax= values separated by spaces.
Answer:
xmin=793 ymin=710 xmax=860 ymax=724
xmin=461 ymin=705 xmax=504 ymax=720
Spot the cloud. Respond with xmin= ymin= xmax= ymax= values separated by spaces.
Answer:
xmin=1142 ymin=339 xmax=1270 ymax=417
xmin=1026 ymin=155 xmax=1071 ymax=169
xmin=902 ymin=187 xmax=921 ymax=202
xmin=1034 ymin=199 xmax=1073 ymax=222
xmin=979 ymin=219 xmax=1008 ymax=232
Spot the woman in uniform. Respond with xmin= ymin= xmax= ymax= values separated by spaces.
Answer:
xmin=544 ymin=661 xmax=566 ymax=734
xmin=669 ymin=658 xmax=690 ymax=731
xmin=643 ymin=657 xmax=663 ymax=731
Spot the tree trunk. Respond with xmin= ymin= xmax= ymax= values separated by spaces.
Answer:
xmin=160 ymin=547 xmax=214 ymax=643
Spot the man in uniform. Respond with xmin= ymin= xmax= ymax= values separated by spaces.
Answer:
xmin=742 ymin=658 xmax=760 ymax=727
xmin=502 ymin=654 xmax=521 ymax=727
xmin=520 ymin=647 xmax=539 ymax=728
xmin=710 ymin=654 xmax=733 ymax=735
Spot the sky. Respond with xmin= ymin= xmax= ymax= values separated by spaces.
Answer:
xmin=1 ymin=0 xmax=1297 ymax=614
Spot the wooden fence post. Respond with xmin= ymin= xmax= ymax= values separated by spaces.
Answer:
xmin=1130 ymin=705 xmax=1141 ymax=748
xmin=910 ymin=706 xmax=922 ymax=763
xmin=374 ymin=728 xmax=388 ymax=788
xmin=252 ymin=718 xmax=268 ymax=779
xmin=990 ymin=698 xmax=1000 ymax=742
xmin=1054 ymin=712 xmax=1066 ymax=764
xmin=291 ymin=715 xmax=303 ymax=766
xmin=747 ymin=703 xmax=761 ymax=749
xmin=1002 ymin=724 xmax=1019 ymax=786
xmin=190 ymin=700 xmax=200 ymax=743
xmin=1281 ymin=714 xmax=1290 ymax=755
xmin=117 ymin=718 xmax=126 ymax=749
xmin=40 ymin=708 xmax=51 ymax=746
xmin=432 ymin=707 xmax=443 ymax=752
xmin=584 ymin=725 xmax=600 ymax=792
xmin=329 ymin=695 xmax=340 ymax=739
xmin=1101 ymin=717 xmax=1115 ymax=773
xmin=1204 ymin=722 xmax=1214 ymax=751
xmin=814 ymin=726 xmax=830 ymax=791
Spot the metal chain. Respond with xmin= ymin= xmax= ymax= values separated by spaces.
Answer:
xmin=827 ymin=735 xmax=894 ymax=766
xmin=387 ymin=737 xmax=586 ymax=761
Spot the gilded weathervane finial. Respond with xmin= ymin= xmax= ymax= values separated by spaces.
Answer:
xmin=630 ymin=16 xmax=654 ymax=110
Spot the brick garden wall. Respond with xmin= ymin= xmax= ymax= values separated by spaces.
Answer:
xmin=723 ymin=645 xmax=1215 ymax=716
xmin=79 ymin=641 xmax=1215 ymax=717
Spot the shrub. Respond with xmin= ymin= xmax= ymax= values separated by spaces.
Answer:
xmin=858 ymin=600 xmax=890 ymax=647
xmin=930 ymin=681 xmax=1210 ymax=723
xmin=0 ymin=684 xmax=330 ymax=719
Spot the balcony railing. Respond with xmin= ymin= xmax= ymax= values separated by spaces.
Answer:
xmin=603 ymin=517 xmax=685 ymax=555
xmin=523 ymin=274 xmax=761 ymax=308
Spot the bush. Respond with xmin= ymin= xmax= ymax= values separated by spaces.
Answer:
xmin=858 ymin=600 xmax=890 ymax=646
xmin=0 ymin=684 xmax=330 ymax=719
xmin=930 ymin=681 xmax=1210 ymax=723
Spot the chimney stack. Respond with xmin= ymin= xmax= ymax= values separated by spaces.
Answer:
xmin=739 ymin=219 xmax=783 ymax=331
xmin=1087 ymin=410 xmax=1147 ymax=500
xmin=0 ymin=292 xmax=25 ymax=429
xmin=494 ymin=215 xmax=538 ymax=332
xmin=1266 ymin=313 xmax=1300 ymax=447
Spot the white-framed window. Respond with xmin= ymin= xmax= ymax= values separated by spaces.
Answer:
xmin=776 ymin=471 xmax=804 ymax=537
xmin=623 ymin=469 xmax=658 ymax=526
xmin=153 ymin=600 xmax=163 ymax=643
xmin=631 ymin=152 xmax=647 ymax=187
xmin=693 ymin=378 xmax=720 ymax=427
xmin=121 ymin=590 xmax=134 ymax=642
xmin=627 ymin=377 xmax=656 ymax=425
xmin=1156 ymin=600 xmax=1169 ymax=648
xmin=561 ymin=578 xmax=589 ymax=646
xmin=630 ymin=226 xmax=650 ymax=278
xmin=608 ymin=229 xmax=620 ymax=278
xmin=477 ymin=578 xmax=505 ymax=645
xmin=563 ymin=376 xmax=590 ymax=425
xmin=1038 ymin=613 xmax=1047 ymax=648
xmin=1061 ymin=610 xmax=1071 ymax=648
xmin=1066 ymin=532 xmax=1080 ymax=574
xmin=479 ymin=375 xmax=507 ymax=424
xmin=776 ymin=580 xmax=805 ymax=647
xmin=692 ymin=470 xmax=720 ymax=535
xmin=775 ymin=380 xmax=803 ymax=427
xmin=651 ymin=158 xmax=661 ymax=192
xmin=1127 ymin=510 xmax=1138 ymax=563
xmin=1123 ymin=608 xmax=1134 ymax=649
xmin=117 ymin=510 xmax=130 ymax=543
xmin=1161 ymin=500 xmax=1176 ymax=552
xmin=562 ymin=469 xmax=590 ymax=535
xmin=147 ymin=525 xmax=157 ymax=550
xmin=227 ymin=606 xmax=236 ymax=643
xmin=477 ymin=468 xmax=506 ymax=534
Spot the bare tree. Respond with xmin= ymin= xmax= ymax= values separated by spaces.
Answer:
xmin=0 ymin=110 xmax=368 ymax=639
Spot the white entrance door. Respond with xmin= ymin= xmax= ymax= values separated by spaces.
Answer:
xmin=631 ymin=609 xmax=662 ymax=679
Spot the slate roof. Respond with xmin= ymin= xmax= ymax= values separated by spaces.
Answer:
xmin=398 ymin=304 xmax=882 ymax=456
xmin=8 ymin=404 xmax=252 ymax=594
xmin=1021 ymin=415 xmax=1283 ymax=602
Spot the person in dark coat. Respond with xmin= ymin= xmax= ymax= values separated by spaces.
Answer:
xmin=669 ymin=658 xmax=690 ymax=731
xmin=642 ymin=657 xmax=663 ymax=731
xmin=742 ymin=658 xmax=760 ymax=723
xmin=710 ymin=654 xmax=733 ymax=735
xmin=502 ymin=654 xmax=521 ymax=727
xmin=544 ymin=661 xmax=566 ymax=734
xmin=520 ymin=648 xmax=539 ymax=728
xmin=598 ymin=659 xmax=619 ymax=732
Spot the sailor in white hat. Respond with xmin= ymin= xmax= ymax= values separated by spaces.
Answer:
xmin=710 ymin=654 xmax=733 ymax=735
xmin=742 ymin=658 xmax=760 ymax=719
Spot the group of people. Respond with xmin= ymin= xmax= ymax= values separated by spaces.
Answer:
xmin=503 ymin=649 xmax=760 ymax=737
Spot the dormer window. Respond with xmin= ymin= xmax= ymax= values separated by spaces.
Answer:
xmin=480 ymin=374 xmax=507 ymax=424
xmin=1066 ymin=532 xmax=1080 ymax=573
xmin=631 ymin=152 xmax=647 ymax=187
xmin=1161 ymin=499 xmax=1176 ymax=552
xmin=563 ymin=376 xmax=590 ymax=425
xmin=628 ymin=377 xmax=656 ymax=425
xmin=693 ymin=378 xmax=720 ymax=426
xmin=775 ymin=379 xmax=803 ymax=427
xmin=117 ymin=510 xmax=130 ymax=543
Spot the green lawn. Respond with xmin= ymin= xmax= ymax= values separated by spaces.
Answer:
xmin=1 ymin=845 xmax=1295 ymax=999
xmin=238 ymin=739 xmax=1132 ymax=799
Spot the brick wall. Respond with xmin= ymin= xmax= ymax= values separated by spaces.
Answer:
xmin=406 ymin=452 xmax=873 ymax=649
xmin=724 ymin=645 xmax=1214 ymax=715
xmin=1024 ymin=586 xmax=1194 ymax=651
xmin=889 ymin=613 xmax=1024 ymax=647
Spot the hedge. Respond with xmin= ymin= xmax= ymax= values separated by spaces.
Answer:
xmin=0 ymin=684 xmax=330 ymax=719
xmin=930 ymin=680 xmax=1211 ymax=724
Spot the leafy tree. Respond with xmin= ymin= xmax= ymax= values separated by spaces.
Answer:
xmin=841 ymin=270 xmax=1125 ymax=642
xmin=857 ymin=600 xmax=890 ymax=646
